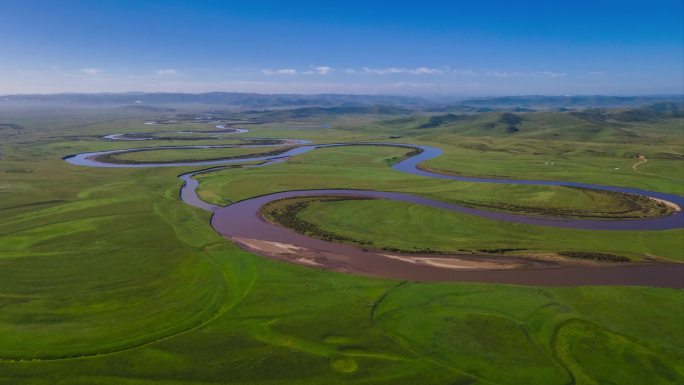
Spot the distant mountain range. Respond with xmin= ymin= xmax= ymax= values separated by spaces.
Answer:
xmin=0 ymin=92 xmax=429 ymax=109
xmin=452 ymin=95 xmax=684 ymax=109
xmin=1 ymin=92 xmax=682 ymax=110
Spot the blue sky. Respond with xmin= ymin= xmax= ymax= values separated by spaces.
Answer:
xmin=1 ymin=0 xmax=682 ymax=95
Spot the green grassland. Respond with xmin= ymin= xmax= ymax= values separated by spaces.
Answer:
xmin=263 ymin=196 xmax=683 ymax=260
xmin=352 ymin=110 xmax=684 ymax=194
xmin=101 ymin=145 xmax=292 ymax=164
xmin=0 ymin=106 xmax=682 ymax=384
xmin=196 ymin=145 xmax=672 ymax=219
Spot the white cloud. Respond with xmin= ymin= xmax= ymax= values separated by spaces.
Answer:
xmin=344 ymin=66 xmax=475 ymax=76
xmin=80 ymin=68 xmax=101 ymax=75
xmin=361 ymin=67 xmax=405 ymax=75
xmin=485 ymin=71 xmax=568 ymax=78
xmin=314 ymin=66 xmax=333 ymax=75
xmin=411 ymin=67 xmax=444 ymax=75
xmin=156 ymin=69 xmax=179 ymax=76
xmin=262 ymin=66 xmax=333 ymax=75
xmin=535 ymin=71 xmax=567 ymax=78
xmin=262 ymin=68 xmax=298 ymax=75
xmin=359 ymin=66 xmax=446 ymax=75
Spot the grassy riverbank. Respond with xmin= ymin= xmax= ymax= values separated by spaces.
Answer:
xmin=98 ymin=145 xmax=294 ymax=164
xmin=197 ymin=145 xmax=674 ymax=219
xmin=263 ymin=196 xmax=684 ymax=261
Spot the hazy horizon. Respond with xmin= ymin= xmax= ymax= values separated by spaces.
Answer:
xmin=2 ymin=91 xmax=684 ymax=99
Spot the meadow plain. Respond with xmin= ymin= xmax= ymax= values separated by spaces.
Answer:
xmin=0 ymin=103 xmax=683 ymax=384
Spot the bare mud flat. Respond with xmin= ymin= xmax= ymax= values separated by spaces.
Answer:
xmin=378 ymin=253 xmax=556 ymax=270
xmin=650 ymin=197 xmax=682 ymax=212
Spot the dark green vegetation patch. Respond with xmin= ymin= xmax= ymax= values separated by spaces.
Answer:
xmin=558 ymin=251 xmax=630 ymax=262
xmin=262 ymin=196 xmax=375 ymax=244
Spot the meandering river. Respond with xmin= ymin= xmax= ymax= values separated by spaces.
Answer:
xmin=64 ymin=124 xmax=684 ymax=287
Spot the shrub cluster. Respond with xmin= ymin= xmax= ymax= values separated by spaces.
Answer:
xmin=558 ymin=251 xmax=630 ymax=262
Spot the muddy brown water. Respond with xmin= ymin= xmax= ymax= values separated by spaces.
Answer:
xmin=64 ymin=126 xmax=684 ymax=287
xmin=210 ymin=190 xmax=684 ymax=288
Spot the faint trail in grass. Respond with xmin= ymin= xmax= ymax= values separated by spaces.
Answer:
xmin=370 ymin=280 xmax=407 ymax=326
xmin=632 ymin=155 xmax=648 ymax=172
xmin=377 ymin=327 xmax=501 ymax=385
xmin=551 ymin=319 xmax=599 ymax=385
xmin=524 ymin=302 xmax=577 ymax=385
xmin=667 ymin=146 xmax=683 ymax=156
